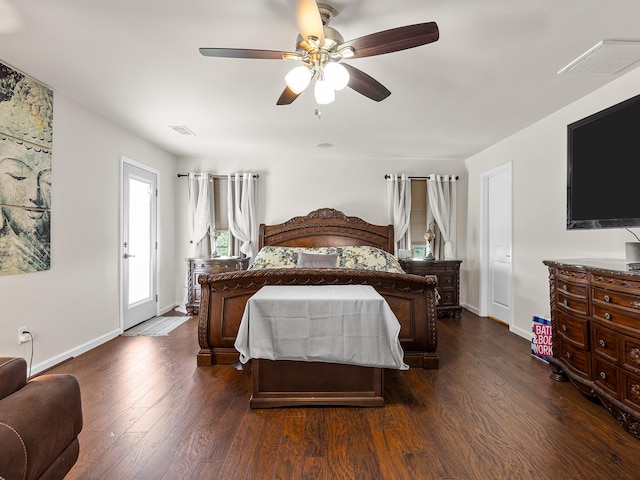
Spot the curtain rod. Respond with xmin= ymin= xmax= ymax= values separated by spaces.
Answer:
xmin=384 ymin=175 xmax=459 ymax=180
xmin=177 ymin=173 xmax=259 ymax=179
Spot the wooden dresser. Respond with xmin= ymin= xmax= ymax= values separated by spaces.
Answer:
xmin=186 ymin=256 xmax=249 ymax=315
xmin=400 ymin=259 xmax=462 ymax=318
xmin=544 ymin=259 xmax=640 ymax=439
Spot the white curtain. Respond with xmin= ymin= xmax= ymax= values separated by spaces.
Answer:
xmin=179 ymin=172 xmax=214 ymax=312
xmin=228 ymin=172 xmax=258 ymax=259
xmin=386 ymin=174 xmax=412 ymax=255
xmin=187 ymin=172 xmax=213 ymax=258
xmin=427 ymin=174 xmax=457 ymax=260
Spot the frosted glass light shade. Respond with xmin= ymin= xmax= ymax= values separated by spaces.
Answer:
xmin=314 ymin=78 xmax=335 ymax=104
xmin=285 ymin=66 xmax=312 ymax=93
xmin=324 ymin=63 xmax=349 ymax=90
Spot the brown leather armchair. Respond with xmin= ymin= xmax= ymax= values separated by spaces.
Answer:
xmin=0 ymin=357 xmax=82 ymax=480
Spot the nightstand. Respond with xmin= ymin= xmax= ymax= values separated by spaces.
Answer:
xmin=399 ymin=259 xmax=462 ymax=318
xmin=186 ymin=256 xmax=250 ymax=315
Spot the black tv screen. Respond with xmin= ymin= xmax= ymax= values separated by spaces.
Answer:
xmin=567 ymin=92 xmax=640 ymax=230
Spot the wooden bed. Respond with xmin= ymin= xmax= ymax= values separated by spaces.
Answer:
xmin=196 ymin=208 xmax=438 ymax=407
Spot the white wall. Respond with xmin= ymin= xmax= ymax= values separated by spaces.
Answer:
xmin=0 ymin=91 xmax=177 ymax=374
xmin=173 ymin=156 xmax=467 ymax=303
xmin=464 ymin=66 xmax=640 ymax=339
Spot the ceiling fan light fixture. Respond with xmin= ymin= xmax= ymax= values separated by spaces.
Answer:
xmin=324 ymin=62 xmax=349 ymax=90
xmin=285 ymin=65 xmax=313 ymax=93
xmin=314 ymin=76 xmax=335 ymax=104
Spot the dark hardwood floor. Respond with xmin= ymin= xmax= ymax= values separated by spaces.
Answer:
xmin=47 ymin=310 xmax=640 ymax=480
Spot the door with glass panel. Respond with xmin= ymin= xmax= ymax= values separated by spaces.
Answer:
xmin=122 ymin=159 xmax=158 ymax=330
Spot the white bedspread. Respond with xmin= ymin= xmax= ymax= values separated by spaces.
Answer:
xmin=234 ymin=285 xmax=409 ymax=370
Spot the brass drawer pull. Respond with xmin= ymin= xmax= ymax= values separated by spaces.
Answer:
xmin=563 ymin=285 xmax=568 ymax=291
xmin=600 ymin=372 xmax=607 ymax=380
xmin=565 ymin=351 xmax=572 ymax=359
xmin=561 ymin=324 xmax=567 ymax=332
xmin=604 ymin=295 xmax=610 ymax=302
xmin=604 ymin=313 xmax=611 ymax=320
xmin=631 ymin=301 xmax=640 ymax=309
xmin=564 ymin=299 xmax=568 ymax=307
xmin=599 ymin=339 xmax=606 ymax=348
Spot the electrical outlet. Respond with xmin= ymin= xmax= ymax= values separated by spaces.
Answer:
xmin=18 ymin=325 xmax=30 ymax=344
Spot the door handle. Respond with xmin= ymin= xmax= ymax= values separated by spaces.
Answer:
xmin=124 ymin=253 xmax=136 ymax=259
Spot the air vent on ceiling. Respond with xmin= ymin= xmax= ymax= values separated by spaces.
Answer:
xmin=558 ymin=40 xmax=640 ymax=75
xmin=169 ymin=125 xmax=195 ymax=136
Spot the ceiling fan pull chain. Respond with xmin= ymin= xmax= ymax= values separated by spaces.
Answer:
xmin=315 ymin=105 xmax=322 ymax=119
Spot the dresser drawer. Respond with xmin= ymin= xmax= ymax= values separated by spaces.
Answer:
xmin=593 ymin=358 xmax=619 ymax=399
xmin=557 ymin=338 xmax=591 ymax=380
xmin=556 ymin=310 xmax=589 ymax=348
xmin=439 ymin=290 xmax=454 ymax=306
xmin=556 ymin=291 xmax=589 ymax=316
xmin=592 ymin=287 xmax=640 ymax=315
xmin=621 ymin=336 xmax=640 ymax=375
xmin=622 ymin=370 xmax=640 ymax=410
xmin=591 ymin=322 xmax=620 ymax=365
xmin=557 ymin=279 xmax=588 ymax=298
xmin=592 ymin=304 xmax=640 ymax=331
xmin=436 ymin=274 xmax=455 ymax=289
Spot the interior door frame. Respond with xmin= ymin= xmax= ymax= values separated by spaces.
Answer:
xmin=479 ymin=161 xmax=513 ymax=328
xmin=119 ymin=156 xmax=159 ymax=331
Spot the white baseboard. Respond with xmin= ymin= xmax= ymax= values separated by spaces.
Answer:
xmin=159 ymin=303 xmax=179 ymax=315
xmin=510 ymin=325 xmax=532 ymax=341
xmin=460 ymin=302 xmax=480 ymax=316
xmin=461 ymin=302 xmax=531 ymax=342
xmin=30 ymin=328 xmax=121 ymax=376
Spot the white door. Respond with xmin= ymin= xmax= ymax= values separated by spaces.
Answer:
xmin=481 ymin=163 xmax=512 ymax=325
xmin=121 ymin=159 xmax=158 ymax=330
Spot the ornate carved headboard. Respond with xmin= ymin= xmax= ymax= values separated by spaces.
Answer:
xmin=258 ymin=208 xmax=395 ymax=254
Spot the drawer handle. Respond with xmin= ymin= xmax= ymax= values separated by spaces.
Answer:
xmin=563 ymin=285 xmax=567 ymax=291
xmin=630 ymin=348 xmax=640 ymax=366
xmin=604 ymin=295 xmax=610 ymax=302
xmin=604 ymin=313 xmax=611 ymax=320
xmin=563 ymin=300 xmax=568 ymax=307
xmin=599 ymin=339 xmax=606 ymax=348
xmin=561 ymin=324 xmax=567 ymax=332
xmin=599 ymin=372 xmax=607 ymax=380
xmin=565 ymin=351 xmax=572 ymax=359
xmin=631 ymin=301 xmax=640 ymax=309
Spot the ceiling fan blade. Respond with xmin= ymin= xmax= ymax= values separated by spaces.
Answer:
xmin=199 ymin=48 xmax=286 ymax=60
xmin=342 ymin=63 xmax=391 ymax=102
xmin=276 ymin=86 xmax=302 ymax=105
xmin=340 ymin=22 xmax=439 ymax=59
xmin=295 ymin=0 xmax=325 ymax=46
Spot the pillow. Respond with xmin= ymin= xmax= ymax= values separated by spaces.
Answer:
xmin=249 ymin=246 xmax=298 ymax=269
xmin=249 ymin=246 xmax=339 ymax=269
xmin=296 ymin=252 xmax=339 ymax=268
xmin=338 ymin=246 xmax=404 ymax=274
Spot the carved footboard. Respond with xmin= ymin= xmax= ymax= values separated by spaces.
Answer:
xmin=197 ymin=268 xmax=439 ymax=369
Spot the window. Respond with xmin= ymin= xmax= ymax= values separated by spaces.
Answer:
xmin=212 ymin=177 xmax=230 ymax=256
xmin=409 ymin=180 xmax=428 ymax=259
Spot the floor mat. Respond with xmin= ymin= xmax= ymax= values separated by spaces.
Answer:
xmin=122 ymin=316 xmax=191 ymax=336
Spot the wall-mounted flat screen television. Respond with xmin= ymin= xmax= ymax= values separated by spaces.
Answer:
xmin=567 ymin=92 xmax=640 ymax=230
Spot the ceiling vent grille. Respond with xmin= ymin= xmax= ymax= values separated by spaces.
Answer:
xmin=558 ymin=40 xmax=640 ymax=75
xmin=169 ymin=125 xmax=196 ymax=136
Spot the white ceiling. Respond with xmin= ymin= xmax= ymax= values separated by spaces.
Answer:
xmin=1 ymin=0 xmax=639 ymax=163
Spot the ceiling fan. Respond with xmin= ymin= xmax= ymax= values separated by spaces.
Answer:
xmin=199 ymin=0 xmax=439 ymax=110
